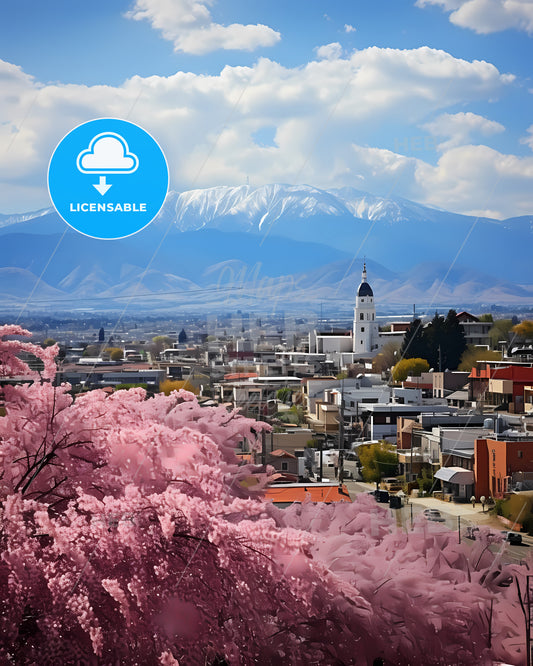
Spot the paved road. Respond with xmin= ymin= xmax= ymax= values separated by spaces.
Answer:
xmin=341 ymin=478 xmax=533 ymax=561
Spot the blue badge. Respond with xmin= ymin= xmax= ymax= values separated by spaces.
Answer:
xmin=48 ymin=118 xmax=168 ymax=239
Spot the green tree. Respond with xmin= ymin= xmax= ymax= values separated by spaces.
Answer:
xmin=488 ymin=319 xmax=513 ymax=349
xmin=458 ymin=346 xmax=501 ymax=371
xmin=152 ymin=336 xmax=174 ymax=356
xmin=479 ymin=314 xmax=494 ymax=323
xmin=276 ymin=387 xmax=292 ymax=403
xmin=441 ymin=309 xmax=467 ymax=370
xmin=358 ymin=441 xmax=397 ymax=483
xmin=400 ymin=318 xmax=426 ymax=360
xmin=109 ymin=348 xmax=124 ymax=361
xmin=42 ymin=338 xmax=57 ymax=347
xmin=392 ymin=358 xmax=430 ymax=383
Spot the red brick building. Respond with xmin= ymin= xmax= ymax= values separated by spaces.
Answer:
xmin=474 ymin=437 xmax=533 ymax=498
xmin=469 ymin=364 xmax=533 ymax=413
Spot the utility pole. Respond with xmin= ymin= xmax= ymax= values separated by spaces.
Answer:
xmin=338 ymin=378 xmax=345 ymax=485
xmin=261 ymin=430 xmax=266 ymax=467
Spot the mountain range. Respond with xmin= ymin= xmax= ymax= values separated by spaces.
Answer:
xmin=0 ymin=184 xmax=531 ymax=313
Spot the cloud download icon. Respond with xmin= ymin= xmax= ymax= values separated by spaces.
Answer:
xmin=48 ymin=118 xmax=168 ymax=240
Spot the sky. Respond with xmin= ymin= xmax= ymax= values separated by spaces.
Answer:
xmin=1 ymin=0 xmax=532 ymax=219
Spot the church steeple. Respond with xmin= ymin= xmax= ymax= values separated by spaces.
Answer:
xmin=353 ymin=263 xmax=377 ymax=353
xmin=357 ymin=263 xmax=373 ymax=298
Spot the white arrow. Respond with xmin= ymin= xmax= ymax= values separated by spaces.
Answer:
xmin=93 ymin=175 xmax=112 ymax=196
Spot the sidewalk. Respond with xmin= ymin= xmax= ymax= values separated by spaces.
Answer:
xmin=344 ymin=479 xmax=517 ymax=533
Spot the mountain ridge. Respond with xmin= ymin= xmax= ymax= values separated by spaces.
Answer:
xmin=0 ymin=183 xmax=531 ymax=311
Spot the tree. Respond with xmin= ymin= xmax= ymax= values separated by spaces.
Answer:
xmin=152 ymin=335 xmax=174 ymax=357
xmin=400 ymin=318 xmax=426 ymax=360
xmin=82 ymin=344 xmax=100 ymax=357
xmin=42 ymin=337 xmax=57 ymax=347
xmin=372 ymin=341 xmax=401 ymax=374
xmin=392 ymin=357 xmax=430 ymax=383
xmin=400 ymin=311 xmax=466 ymax=371
xmin=276 ymin=387 xmax=292 ymax=403
xmin=489 ymin=319 xmax=513 ymax=349
xmin=441 ymin=309 xmax=467 ymax=370
xmin=0 ymin=325 xmax=528 ymax=666
xmin=160 ymin=378 xmax=199 ymax=395
xmin=358 ymin=441 xmax=397 ymax=483
xmin=458 ymin=346 xmax=501 ymax=371
xmin=479 ymin=314 xmax=494 ymax=323
xmin=512 ymin=320 xmax=533 ymax=340
xmin=109 ymin=348 xmax=124 ymax=361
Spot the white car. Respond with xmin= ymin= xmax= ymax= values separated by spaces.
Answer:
xmin=423 ymin=508 xmax=445 ymax=522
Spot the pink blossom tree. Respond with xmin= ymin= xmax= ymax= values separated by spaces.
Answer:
xmin=0 ymin=325 xmax=529 ymax=664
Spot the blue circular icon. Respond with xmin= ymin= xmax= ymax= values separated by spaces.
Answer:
xmin=48 ymin=118 xmax=168 ymax=239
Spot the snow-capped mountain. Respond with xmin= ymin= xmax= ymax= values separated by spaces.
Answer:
xmin=163 ymin=183 xmax=463 ymax=231
xmin=0 ymin=183 xmax=531 ymax=311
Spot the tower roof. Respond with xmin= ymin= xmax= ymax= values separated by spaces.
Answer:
xmin=357 ymin=263 xmax=373 ymax=297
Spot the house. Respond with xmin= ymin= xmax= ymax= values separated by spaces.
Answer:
xmin=456 ymin=312 xmax=492 ymax=347
xmin=268 ymin=449 xmax=301 ymax=479
xmin=432 ymin=371 xmax=470 ymax=399
xmin=359 ymin=403 xmax=452 ymax=442
xmin=264 ymin=482 xmax=352 ymax=507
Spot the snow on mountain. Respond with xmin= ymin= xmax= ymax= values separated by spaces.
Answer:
xmin=0 ymin=184 xmax=531 ymax=310
xmin=164 ymin=183 xmax=489 ymax=230
xmin=0 ymin=207 xmax=54 ymax=230
xmin=169 ymin=184 xmax=353 ymax=230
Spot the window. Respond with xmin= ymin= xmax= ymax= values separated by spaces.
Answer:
xmin=281 ymin=462 xmax=288 ymax=471
xmin=386 ymin=416 xmax=391 ymax=424
xmin=372 ymin=313 xmax=375 ymax=320
xmin=361 ymin=298 xmax=364 ymax=302
xmin=361 ymin=327 xmax=365 ymax=332
xmin=360 ymin=313 xmax=364 ymax=320
xmin=518 ymin=450 xmax=523 ymax=459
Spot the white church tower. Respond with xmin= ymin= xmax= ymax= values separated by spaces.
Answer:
xmin=353 ymin=263 xmax=379 ymax=354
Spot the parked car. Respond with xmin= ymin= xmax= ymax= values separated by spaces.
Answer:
xmin=465 ymin=526 xmax=501 ymax=542
xmin=501 ymin=531 xmax=522 ymax=545
xmin=423 ymin=509 xmax=445 ymax=522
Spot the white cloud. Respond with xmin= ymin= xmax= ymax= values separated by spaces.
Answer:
xmin=126 ymin=0 xmax=280 ymax=54
xmin=0 ymin=46 xmax=529 ymax=218
xmin=314 ymin=42 xmax=343 ymax=60
xmin=521 ymin=125 xmax=533 ymax=150
xmin=344 ymin=24 xmax=357 ymax=33
xmin=416 ymin=144 xmax=533 ymax=217
xmin=416 ymin=0 xmax=533 ymax=34
xmin=423 ymin=111 xmax=505 ymax=150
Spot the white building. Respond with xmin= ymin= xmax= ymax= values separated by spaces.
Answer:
xmin=308 ymin=265 xmax=403 ymax=363
xmin=352 ymin=263 xmax=380 ymax=354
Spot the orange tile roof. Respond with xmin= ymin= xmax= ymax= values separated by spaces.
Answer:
xmin=269 ymin=449 xmax=297 ymax=458
xmin=264 ymin=483 xmax=352 ymax=504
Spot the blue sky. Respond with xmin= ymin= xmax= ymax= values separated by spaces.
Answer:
xmin=1 ymin=0 xmax=532 ymax=218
